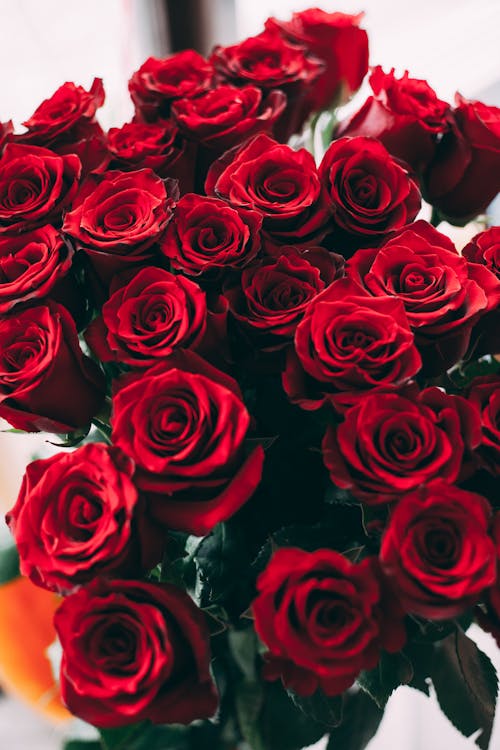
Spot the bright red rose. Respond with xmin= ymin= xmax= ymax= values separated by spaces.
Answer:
xmin=253 ymin=548 xmax=405 ymax=697
xmin=6 ymin=444 xmax=147 ymax=593
xmin=323 ymin=387 xmax=482 ymax=504
xmin=224 ymin=247 xmax=343 ymax=348
xmin=0 ymin=143 xmax=80 ymax=234
xmin=160 ymin=192 xmax=262 ymax=276
xmin=0 ymin=225 xmax=73 ymax=313
xmin=111 ymin=350 xmax=264 ymax=535
xmin=346 ymin=221 xmax=489 ymax=373
xmin=283 ymin=278 xmax=421 ymax=412
xmin=266 ymin=8 xmax=368 ymax=110
xmin=424 ymin=95 xmax=500 ymax=221
xmin=0 ymin=302 xmax=104 ymax=432
xmin=63 ymin=169 xmax=177 ymax=283
xmin=54 ymin=578 xmax=218 ymax=727
xmin=380 ymin=482 xmax=496 ymax=619
xmin=129 ymin=50 xmax=214 ymax=122
xmin=85 ymin=266 xmax=212 ymax=367
xmin=319 ymin=136 xmax=421 ymax=249
xmin=463 ymin=226 xmax=500 ymax=355
xmin=210 ymin=31 xmax=323 ymax=138
xmin=336 ymin=67 xmax=450 ymax=173
xmin=468 ymin=375 xmax=500 ymax=476
xmin=205 ymin=134 xmax=332 ymax=247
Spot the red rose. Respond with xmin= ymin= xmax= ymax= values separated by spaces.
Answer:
xmin=318 ymin=136 xmax=421 ymax=249
xmin=6 ymin=444 xmax=147 ymax=593
xmin=0 ymin=302 xmax=104 ymax=432
xmin=0 ymin=225 xmax=73 ymax=313
xmin=253 ymin=548 xmax=405 ymax=697
xmin=346 ymin=221 xmax=489 ymax=373
xmin=111 ymin=350 xmax=264 ymax=535
xmin=336 ymin=67 xmax=450 ymax=173
xmin=160 ymin=193 xmax=262 ymax=276
xmin=54 ymin=578 xmax=218 ymax=727
xmin=205 ymin=134 xmax=331 ymax=247
xmin=107 ymin=120 xmax=196 ymax=191
xmin=424 ymin=95 xmax=500 ymax=221
xmin=85 ymin=266 xmax=211 ymax=367
xmin=266 ymin=9 xmax=368 ymax=110
xmin=210 ymin=31 xmax=323 ymax=138
xmin=0 ymin=121 xmax=13 ymax=152
xmin=323 ymin=387 xmax=482 ymax=504
xmin=63 ymin=169 xmax=177 ymax=283
xmin=0 ymin=143 xmax=80 ymax=234
xmin=224 ymin=247 xmax=343 ymax=348
xmin=464 ymin=227 xmax=500 ymax=280
xmin=283 ymin=278 xmax=421 ymax=412
xmin=463 ymin=226 xmax=500 ymax=355
xmin=468 ymin=375 xmax=500 ymax=476
xmin=380 ymin=482 xmax=496 ymax=619
xmin=129 ymin=51 xmax=214 ymax=122
xmin=171 ymin=85 xmax=286 ymax=155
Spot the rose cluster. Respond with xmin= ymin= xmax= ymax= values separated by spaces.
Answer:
xmin=2 ymin=6 xmax=500 ymax=746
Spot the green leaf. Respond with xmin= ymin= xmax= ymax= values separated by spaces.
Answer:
xmin=228 ymin=628 xmax=259 ymax=682
xmin=432 ymin=629 xmax=498 ymax=750
xmin=100 ymin=723 xmax=191 ymax=750
xmin=63 ymin=742 xmax=101 ymax=750
xmin=288 ymin=688 xmax=343 ymax=729
xmin=357 ymin=651 xmax=413 ymax=709
xmin=0 ymin=544 xmax=19 ymax=584
xmin=255 ymin=682 xmax=326 ymax=750
xmin=235 ymin=680 xmax=266 ymax=750
xmin=327 ymin=690 xmax=384 ymax=750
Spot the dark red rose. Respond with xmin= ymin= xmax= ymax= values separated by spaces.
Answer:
xmin=468 ymin=375 xmax=500 ymax=476
xmin=266 ymin=9 xmax=368 ymax=111
xmin=319 ymin=136 xmax=421 ymax=249
xmin=253 ymin=548 xmax=405 ymax=697
xmin=160 ymin=192 xmax=262 ymax=276
xmin=0 ymin=121 xmax=13 ymax=152
xmin=224 ymin=247 xmax=343 ymax=348
xmin=476 ymin=515 xmax=500 ymax=646
xmin=463 ymin=226 xmax=500 ymax=355
xmin=323 ymin=387 xmax=482 ymax=504
xmin=336 ymin=67 xmax=450 ymax=173
xmin=129 ymin=51 xmax=214 ymax=122
xmin=210 ymin=31 xmax=323 ymax=138
xmin=54 ymin=578 xmax=218 ymax=727
xmin=171 ymin=85 xmax=286 ymax=155
xmin=0 ymin=143 xmax=80 ymax=234
xmin=0 ymin=225 xmax=73 ymax=313
xmin=85 ymin=266 xmax=212 ymax=367
xmin=63 ymin=169 xmax=177 ymax=283
xmin=424 ymin=95 xmax=500 ymax=221
xmin=6 ymin=444 xmax=147 ymax=593
xmin=107 ymin=120 xmax=196 ymax=191
xmin=346 ymin=221 xmax=489 ymax=373
xmin=111 ymin=350 xmax=264 ymax=535
xmin=380 ymin=482 xmax=496 ymax=619
xmin=205 ymin=134 xmax=332 ymax=247
xmin=283 ymin=278 xmax=421 ymax=412
xmin=0 ymin=302 xmax=104 ymax=432
xmin=464 ymin=227 xmax=500 ymax=280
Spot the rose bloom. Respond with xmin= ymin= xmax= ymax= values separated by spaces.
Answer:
xmin=323 ymin=387 xmax=482 ymax=504
xmin=0 ymin=121 xmax=13 ymax=152
xmin=253 ymin=547 xmax=406 ymax=696
xmin=463 ymin=226 xmax=500 ymax=355
xmin=468 ymin=375 xmax=500 ymax=476
xmin=424 ymin=95 xmax=500 ymax=221
xmin=0 ymin=225 xmax=73 ymax=313
xmin=160 ymin=193 xmax=262 ymax=276
xmin=6 ymin=444 xmax=148 ymax=593
xmin=129 ymin=50 xmax=214 ymax=122
xmin=336 ymin=67 xmax=450 ymax=173
xmin=63 ymin=168 xmax=177 ymax=283
xmin=381 ymin=482 xmax=496 ymax=619
xmin=111 ymin=350 xmax=264 ymax=535
xmin=0 ymin=302 xmax=104 ymax=433
xmin=283 ymin=278 xmax=421 ymax=412
xmin=346 ymin=221 xmax=490 ymax=374
xmin=54 ymin=578 xmax=218 ymax=727
xmin=85 ymin=266 xmax=210 ymax=367
xmin=266 ymin=8 xmax=368 ymax=111
xmin=319 ymin=136 xmax=421 ymax=250
xmin=205 ymin=134 xmax=331 ymax=247
xmin=0 ymin=143 xmax=80 ymax=234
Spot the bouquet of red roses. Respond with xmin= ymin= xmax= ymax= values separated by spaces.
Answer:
xmin=1 ymin=6 xmax=500 ymax=750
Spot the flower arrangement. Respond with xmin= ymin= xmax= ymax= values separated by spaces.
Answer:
xmin=1 ymin=6 xmax=500 ymax=750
